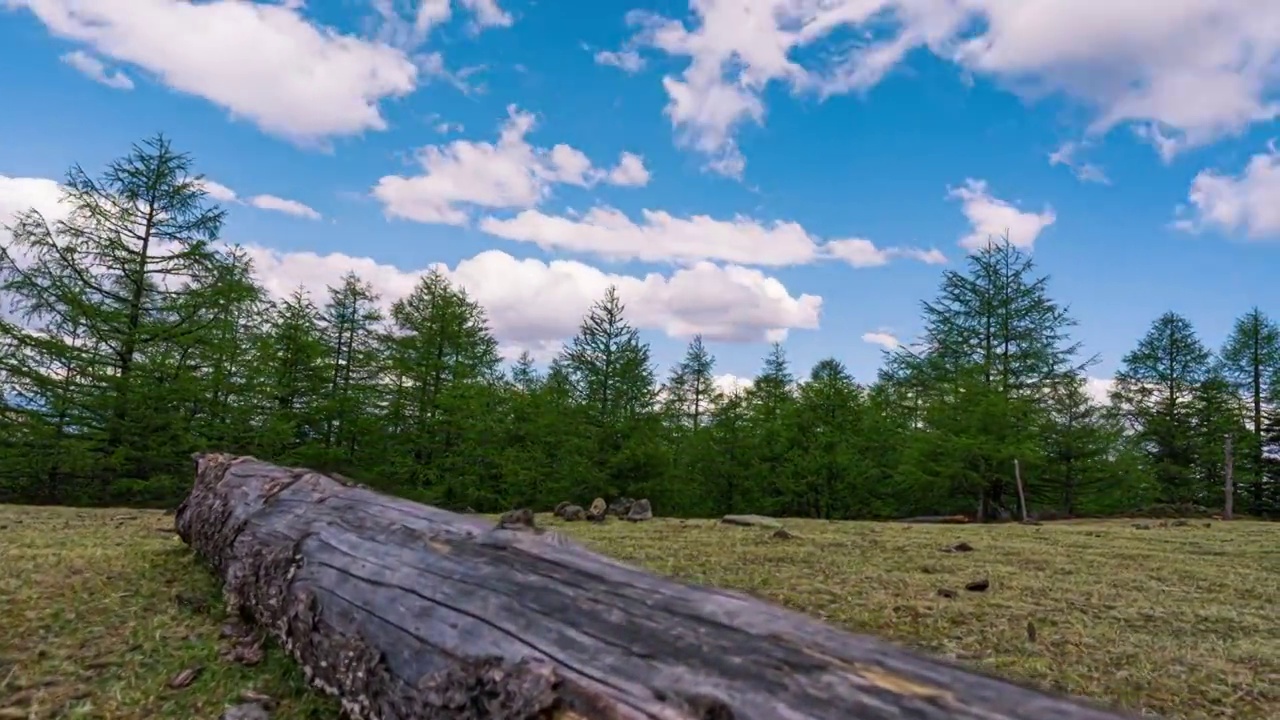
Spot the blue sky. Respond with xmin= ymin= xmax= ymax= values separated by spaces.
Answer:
xmin=2 ymin=1 xmax=1279 ymax=398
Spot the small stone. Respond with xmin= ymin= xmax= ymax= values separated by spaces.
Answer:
xmin=220 ymin=702 xmax=271 ymax=720
xmin=168 ymin=665 xmax=203 ymax=689
xmin=942 ymin=541 xmax=974 ymax=553
xmin=936 ymin=588 xmax=957 ymax=599
xmin=607 ymin=497 xmax=635 ymax=517
xmin=238 ymin=690 xmax=276 ymax=709
xmin=561 ymin=505 xmax=586 ymax=522
xmin=1132 ymin=522 xmax=1152 ymax=530
xmin=497 ymin=508 xmax=536 ymax=531
xmin=588 ymin=497 xmax=607 ymax=516
xmin=1026 ymin=619 xmax=1037 ymax=643
xmin=626 ymin=498 xmax=653 ymax=522
xmin=771 ymin=528 xmax=797 ymax=540
xmin=719 ymin=514 xmax=781 ymax=529
xmin=553 ymin=501 xmax=571 ymax=518
xmin=964 ymin=578 xmax=990 ymax=593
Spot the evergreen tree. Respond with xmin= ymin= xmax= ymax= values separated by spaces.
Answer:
xmin=559 ymin=286 xmax=665 ymax=501
xmin=1112 ymin=312 xmax=1213 ymax=504
xmin=1218 ymin=307 xmax=1280 ymax=512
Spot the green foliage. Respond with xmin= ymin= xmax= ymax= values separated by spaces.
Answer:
xmin=1 ymin=137 xmax=1275 ymax=518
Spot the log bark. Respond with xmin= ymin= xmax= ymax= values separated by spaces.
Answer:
xmin=175 ymin=453 xmax=1136 ymax=720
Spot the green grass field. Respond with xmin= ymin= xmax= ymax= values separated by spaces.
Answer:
xmin=1 ymin=505 xmax=1277 ymax=719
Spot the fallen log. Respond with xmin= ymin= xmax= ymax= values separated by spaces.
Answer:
xmin=895 ymin=514 xmax=973 ymax=524
xmin=175 ymin=453 xmax=1135 ymax=720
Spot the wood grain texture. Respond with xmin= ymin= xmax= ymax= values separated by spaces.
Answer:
xmin=175 ymin=453 xmax=1139 ymax=720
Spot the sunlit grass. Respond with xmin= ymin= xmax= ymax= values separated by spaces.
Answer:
xmin=2 ymin=506 xmax=1277 ymax=718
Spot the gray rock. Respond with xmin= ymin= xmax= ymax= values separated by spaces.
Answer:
xmin=719 ymin=514 xmax=781 ymax=529
xmin=561 ymin=504 xmax=586 ymax=521
xmin=625 ymin=498 xmax=653 ymax=521
xmin=220 ymin=702 xmax=270 ymax=720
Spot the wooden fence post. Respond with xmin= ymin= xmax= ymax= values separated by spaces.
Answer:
xmin=1224 ymin=434 xmax=1234 ymax=521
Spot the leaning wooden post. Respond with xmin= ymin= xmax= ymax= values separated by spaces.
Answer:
xmin=1224 ymin=434 xmax=1234 ymax=520
xmin=1014 ymin=459 xmax=1028 ymax=522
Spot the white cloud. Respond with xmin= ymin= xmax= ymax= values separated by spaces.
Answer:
xmin=240 ymin=245 xmax=823 ymax=355
xmin=197 ymin=179 xmax=239 ymax=203
xmin=372 ymin=106 xmax=648 ymax=225
xmin=9 ymin=0 xmax=419 ymax=142
xmin=713 ymin=373 xmax=752 ymax=396
xmin=248 ymin=194 xmax=322 ymax=220
xmin=1085 ymin=376 xmax=1115 ymax=406
xmin=595 ymin=48 xmax=645 ymax=73
xmin=608 ymin=152 xmax=651 ymax=187
xmin=948 ymin=179 xmax=1056 ymax=251
xmin=1048 ymin=141 xmax=1110 ymax=185
xmin=861 ymin=331 xmax=902 ymax=350
xmin=60 ymin=49 xmax=133 ymax=90
xmin=1174 ymin=143 xmax=1280 ymax=238
xmin=195 ymin=179 xmax=321 ymax=220
xmin=629 ymin=1 xmax=1280 ymax=172
xmin=478 ymin=206 xmax=946 ymax=268
xmin=370 ymin=0 xmax=510 ymax=50
xmin=0 ymin=175 xmax=69 ymax=273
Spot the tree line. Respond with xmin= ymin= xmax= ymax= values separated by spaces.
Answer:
xmin=2 ymin=136 xmax=1277 ymax=518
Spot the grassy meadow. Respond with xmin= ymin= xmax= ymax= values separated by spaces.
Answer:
xmin=1 ymin=505 xmax=1277 ymax=719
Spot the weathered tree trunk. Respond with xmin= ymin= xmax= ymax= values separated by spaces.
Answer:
xmin=176 ymin=453 xmax=1136 ymax=720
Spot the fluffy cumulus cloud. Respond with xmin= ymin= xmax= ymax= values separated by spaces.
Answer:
xmin=948 ymin=179 xmax=1056 ymax=250
xmin=241 ymin=245 xmax=822 ymax=356
xmin=1174 ymin=143 xmax=1280 ymax=239
xmin=6 ymin=0 xmax=420 ymax=142
xmin=195 ymin=179 xmax=321 ymax=220
xmin=0 ymin=175 xmax=70 ymax=271
xmin=372 ymin=106 xmax=651 ymax=225
xmin=3 ymin=171 xmax=820 ymax=355
xmin=479 ymin=206 xmax=946 ymax=268
xmin=1085 ymin=376 xmax=1115 ymax=406
xmin=628 ymin=0 xmax=1280 ymax=173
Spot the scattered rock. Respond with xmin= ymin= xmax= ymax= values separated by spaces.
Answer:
xmin=497 ymin=508 xmax=536 ymax=531
xmin=168 ymin=665 xmax=203 ymax=689
xmin=964 ymin=578 xmax=990 ymax=593
xmin=586 ymin=497 xmax=608 ymax=522
xmin=1132 ymin=522 xmax=1152 ymax=530
xmin=936 ymin=588 xmax=957 ymax=599
xmin=561 ymin=505 xmax=586 ymax=522
xmin=238 ymin=690 xmax=276 ymax=710
xmin=941 ymin=541 xmax=974 ymax=553
xmin=221 ymin=702 xmax=271 ymax=720
xmin=1026 ymin=619 xmax=1037 ymax=643
xmin=553 ymin=501 xmax=571 ymax=518
xmin=1203 ymin=522 xmax=1213 ymax=528
xmin=607 ymin=497 xmax=635 ymax=517
xmin=626 ymin=498 xmax=653 ymax=522
xmin=1170 ymin=519 xmax=1190 ymax=527
xmin=220 ymin=620 xmax=251 ymax=640
xmin=223 ymin=636 xmax=266 ymax=666
xmin=771 ymin=528 xmax=797 ymax=540
xmin=719 ymin=514 xmax=782 ymax=529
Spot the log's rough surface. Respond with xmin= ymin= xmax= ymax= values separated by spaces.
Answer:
xmin=176 ymin=453 xmax=1137 ymax=720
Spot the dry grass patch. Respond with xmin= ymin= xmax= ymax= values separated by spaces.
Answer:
xmin=2 ymin=505 xmax=1277 ymax=719
xmin=0 ymin=506 xmax=337 ymax=719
